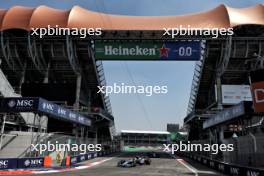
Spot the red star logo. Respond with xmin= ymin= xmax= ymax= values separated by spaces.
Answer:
xmin=159 ymin=44 xmax=170 ymax=57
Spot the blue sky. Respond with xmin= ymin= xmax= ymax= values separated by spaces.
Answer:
xmin=1 ymin=0 xmax=263 ymax=131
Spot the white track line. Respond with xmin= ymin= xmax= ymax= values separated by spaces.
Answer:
xmin=177 ymin=159 xmax=198 ymax=176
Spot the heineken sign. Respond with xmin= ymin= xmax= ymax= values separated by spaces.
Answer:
xmin=95 ymin=40 xmax=201 ymax=60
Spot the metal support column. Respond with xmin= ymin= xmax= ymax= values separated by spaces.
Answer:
xmin=0 ymin=114 xmax=6 ymax=150
xmin=74 ymin=74 xmax=82 ymax=110
xmin=216 ymin=76 xmax=223 ymax=110
xmin=43 ymin=62 xmax=50 ymax=83
xmin=18 ymin=63 xmax=27 ymax=94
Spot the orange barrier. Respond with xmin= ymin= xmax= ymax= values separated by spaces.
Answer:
xmin=66 ymin=156 xmax=70 ymax=166
xmin=43 ymin=156 xmax=52 ymax=167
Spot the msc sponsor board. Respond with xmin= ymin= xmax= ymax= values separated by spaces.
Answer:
xmin=0 ymin=97 xmax=39 ymax=112
xmin=203 ymin=102 xmax=251 ymax=129
xmin=17 ymin=157 xmax=43 ymax=168
xmin=0 ymin=97 xmax=91 ymax=126
xmin=38 ymin=98 xmax=91 ymax=126
xmin=95 ymin=40 xmax=201 ymax=61
xmin=0 ymin=158 xmax=17 ymax=169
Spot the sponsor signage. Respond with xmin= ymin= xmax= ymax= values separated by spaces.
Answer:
xmin=203 ymin=102 xmax=248 ymax=129
xmin=70 ymin=156 xmax=78 ymax=165
xmin=38 ymin=98 xmax=91 ymax=126
xmin=95 ymin=40 xmax=201 ymax=61
xmin=0 ymin=97 xmax=39 ymax=112
xmin=86 ymin=153 xmax=91 ymax=160
xmin=17 ymin=158 xmax=43 ymax=168
xmin=251 ymin=81 xmax=264 ymax=113
xmin=0 ymin=158 xmax=17 ymax=169
xmin=77 ymin=154 xmax=86 ymax=163
xmin=0 ymin=97 xmax=91 ymax=126
xmin=221 ymin=85 xmax=252 ymax=105
xmin=230 ymin=166 xmax=240 ymax=176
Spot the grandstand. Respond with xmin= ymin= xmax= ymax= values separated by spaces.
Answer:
xmin=120 ymin=130 xmax=170 ymax=148
xmin=184 ymin=10 xmax=264 ymax=167
xmin=0 ymin=8 xmax=115 ymax=159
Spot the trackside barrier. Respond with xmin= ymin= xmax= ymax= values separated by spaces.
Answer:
xmin=0 ymin=148 xmax=120 ymax=170
xmin=0 ymin=158 xmax=17 ymax=169
xmin=0 ymin=158 xmax=44 ymax=170
xmin=177 ymin=152 xmax=264 ymax=176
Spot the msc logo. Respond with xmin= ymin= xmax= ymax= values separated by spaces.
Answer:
xmin=254 ymin=89 xmax=264 ymax=103
xmin=71 ymin=157 xmax=77 ymax=163
xmin=17 ymin=100 xmax=34 ymax=107
xmin=24 ymin=160 xmax=30 ymax=166
xmin=0 ymin=160 xmax=8 ymax=167
xmin=218 ymin=164 xmax=225 ymax=171
xmin=80 ymin=156 xmax=85 ymax=161
xmin=7 ymin=100 xmax=16 ymax=108
xmin=42 ymin=102 xmax=54 ymax=111
xmin=8 ymin=99 xmax=34 ymax=108
xmin=247 ymin=170 xmax=260 ymax=176
xmin=24 ymin=159 xmax=42 ymax=167
xmin=230 ymin=167 xmax=239 ymax=175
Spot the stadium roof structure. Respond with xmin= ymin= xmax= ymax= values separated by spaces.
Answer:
xmin=0 ymin=4 xmax=263 ymax=31
xmin=121 ymin=130 xmax=170 ymax=135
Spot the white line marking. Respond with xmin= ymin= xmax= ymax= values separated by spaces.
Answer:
xmin=177 ymin=159 xmax=198 ymax=176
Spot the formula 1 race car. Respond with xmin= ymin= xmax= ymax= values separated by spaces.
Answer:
xmin=117 ymin=159 xmax=137 ymax=167
xmin=135 ymin=156 xmax=151 ymax=165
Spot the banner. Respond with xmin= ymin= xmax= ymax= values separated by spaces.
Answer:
xmin=0 ymin=97 xmax=39 ymax=113
xmin=17 ymin=158 xmax=44 ymax=168
xmin=221 ymin=85 xmax=252 ymax=105
xmin=251 ymin=81 xmax=264 ymax=112
xmin=77 ymin=154 xmax=86 ymax=163
xmin=95 ymin=40 xmax=201 ymax=61
xmin=203 ymin=102 xmax=247 ymax=129
xmin=70 ymin=156 xmax=78 ymax=165
xmin=38 ymin=98 xmax=91 ymax=126
xmin=0 ymin=97 xmax=91 ymax=126
xmin=0 ymin=158 xmax=17 ymax=169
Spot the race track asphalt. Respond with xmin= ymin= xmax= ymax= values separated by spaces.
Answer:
xmin=28 ymin=151 xmax=225 ymax=176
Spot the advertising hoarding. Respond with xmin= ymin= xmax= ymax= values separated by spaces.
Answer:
xmin=38 ymin=98 xmax=91 ymax=126
xmin=251 ymin=81 xmax=264 ymax=113
xmin=17 ymin=158 xmax=44 ymax=168
xmin=203 ymin=102 xmax=246 ymax=129
xmin=0 ymin=97 xmax=91 ymax=126
xmin=250 ymin=69 xmax=264 ymax=113
xmin=0 ymin=158 xmax=17 ymax=169
xmin=0 ymin=97 xmax=39 ymax=113
xmin=221 ymin=85 xmax=252 ymax=105
xmin=95 ymin=40 xmax=201 ymax=61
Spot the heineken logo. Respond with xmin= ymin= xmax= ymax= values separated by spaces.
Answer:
xmin=104 ymin=45 xmax=157 ymax=56
xmin=98 ymin=44 xmax=170 ymax=57
xmin=95 ymin=41 xmax=201 ymax=61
